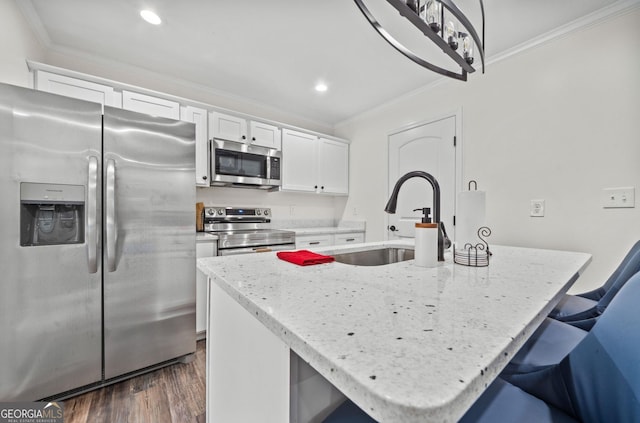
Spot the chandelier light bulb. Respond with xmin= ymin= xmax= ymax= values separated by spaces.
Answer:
xmin=461 ymin=33 xmax=474 ymax=64
xmin=425 ymin=1 xmax=442 ymax=33
xmin=445 ymin=21 xmax=458 ymax=50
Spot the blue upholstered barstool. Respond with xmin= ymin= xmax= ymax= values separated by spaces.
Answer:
xmin=502 ymin=270 xmax=640 ymax=422
xmin=549 ymin=240 xmax=640 ymax=330
xmin=325 ymin=272 xmax=640 ymax=423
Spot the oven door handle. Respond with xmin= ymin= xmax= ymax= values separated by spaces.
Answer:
xmin=218 ymin=244 xmax=294 ymax=256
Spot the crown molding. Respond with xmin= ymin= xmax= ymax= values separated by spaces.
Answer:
xmin=14 ymin=0 xmax=52 ymax=47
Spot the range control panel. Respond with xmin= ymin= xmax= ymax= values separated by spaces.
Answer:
xmin=203 ymin=207 xmax=271 ymax=222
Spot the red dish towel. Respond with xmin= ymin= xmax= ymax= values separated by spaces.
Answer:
xmin=277 ymin=250 xmax=335 ymax=266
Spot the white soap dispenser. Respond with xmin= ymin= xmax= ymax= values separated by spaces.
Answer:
xmin=414 ymin=207 xmax=438 ymax=267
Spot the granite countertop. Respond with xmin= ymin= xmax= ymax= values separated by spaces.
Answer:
xmin=198 ymin=241 xmax=591 ymax=422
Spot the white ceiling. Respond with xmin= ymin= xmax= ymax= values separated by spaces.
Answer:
xmin=16 ymin=0 xmax=629 ymax=126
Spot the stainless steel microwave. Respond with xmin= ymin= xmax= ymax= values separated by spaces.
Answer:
xmin=210 ymin=139 xmax=281 ymax=190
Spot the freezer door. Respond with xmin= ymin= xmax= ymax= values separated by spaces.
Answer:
xmin=0 ymin=83 xmax=103 ymax=400
xmin=103 ymin=107 xmax=196 ymax=379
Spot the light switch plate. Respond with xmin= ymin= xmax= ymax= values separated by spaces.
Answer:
xmin=530 ymin=200 xmax=545 ymax=217
xmin=603 ymin=187 xmax=635 ymax=208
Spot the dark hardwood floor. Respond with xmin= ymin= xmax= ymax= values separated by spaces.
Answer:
xmin=63 ymin=340 xmax=206 ymax=423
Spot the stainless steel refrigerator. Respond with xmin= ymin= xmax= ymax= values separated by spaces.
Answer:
xmin=0 ymin=82 xmax=196 ymax=401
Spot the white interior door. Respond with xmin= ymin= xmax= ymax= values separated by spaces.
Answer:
xmin=388 ymin=116 xmax=457 ymax=240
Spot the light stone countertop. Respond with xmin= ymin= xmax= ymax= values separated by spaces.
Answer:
xmin=196 ymin=232 xmax=218 ymax=242
xmin=198 ymin=241 xmax=591 ymax=422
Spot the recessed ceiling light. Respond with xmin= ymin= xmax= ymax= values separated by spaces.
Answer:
xmin=315 ymin=83 xmax=328 ymax=93
xmin=140 ymin=10 xmax=162 ymax=25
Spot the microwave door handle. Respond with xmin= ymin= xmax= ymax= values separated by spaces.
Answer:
xmin=87 ymin=156 xmax=99 ymax=273
xmin=106 ymin=159 xmax=118 ymax=272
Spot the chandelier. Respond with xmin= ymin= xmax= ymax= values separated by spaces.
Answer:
xmin=354 ymin=0 xmax=485 ymax=81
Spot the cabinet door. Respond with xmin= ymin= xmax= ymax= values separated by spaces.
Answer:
xmin=196 ymin=241 xmax=217 ymax=338
xmin=210 ymin=111 xmax=247 ymax=142
xmin=281 ymin=129 xmax=318 ymax=192
xmin=318 ymin=138 xmax=349 ymax=195
xmin=182 ymin=106 xmax=210 ymax=186
xmin=249 ymin=121 xmax=281 ymax=149
xmin=122 ymin=90 xmax=180 ymax=119
xmin=35 ymin=70 xmax=117 ymax=109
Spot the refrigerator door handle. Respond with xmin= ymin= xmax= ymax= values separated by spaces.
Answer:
xmin=87 ymin=156 xmax=99 ymax=273
xmin=106 ymin=159 xmax=118 ymax=272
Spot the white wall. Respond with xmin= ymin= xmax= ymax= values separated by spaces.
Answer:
xmin=0 ymin=0 xmax=45 ymax=86
xmin=335 ymin=7 xmax=640 ymax=292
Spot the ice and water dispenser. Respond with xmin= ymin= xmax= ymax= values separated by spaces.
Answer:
xmin=20 ymin=183 xmax=85 ymax=246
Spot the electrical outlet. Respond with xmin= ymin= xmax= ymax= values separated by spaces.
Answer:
xmin=530 ymin=200 xmax=545 ymax=217
xmin=602 ymin=187 xmax=635 ymax=208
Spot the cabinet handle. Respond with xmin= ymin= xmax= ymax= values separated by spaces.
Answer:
xmin=202 ymin=175 xmax=208 ymax=180
xmin=252 ymin=137 xmax=256 ymax=141
xmin=309 ymin=241 xmax=320 ymax=245
xmin=242 ymin=135 xmax=246 ymax=140
xmin=321 ymin=186 xmax=325 ymax=190
xmin=346 ymin=238 xmax=355 ymax=242
xmin=314 ymin=185 xmax=318 ymax=189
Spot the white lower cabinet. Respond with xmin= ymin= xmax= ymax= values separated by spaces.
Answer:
xmin=333 ymin=232 xmax=365 ymax=246
xmin=196 ymin=238 xmax=217 ymax=339
xmin=295 ymin=234 xmax=334 ymax=250
xmin=295 ymin=232 xmax=365 ymax=249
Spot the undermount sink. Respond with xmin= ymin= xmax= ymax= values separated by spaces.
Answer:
xmin=333 ymin=247 xmax=414 ymax=266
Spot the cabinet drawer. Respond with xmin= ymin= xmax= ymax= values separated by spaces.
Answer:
xmin=333 ymin=233 xmax=365 ymax=245
xmin=295 ymin=234 xmax=333 ymax=249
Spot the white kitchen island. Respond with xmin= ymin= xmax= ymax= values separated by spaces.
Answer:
xmin=197 ymin=241 xmax=591 ymax=423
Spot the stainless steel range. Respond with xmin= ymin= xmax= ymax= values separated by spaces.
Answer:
xmin=204 ymin=207 xmax=295 ymax=256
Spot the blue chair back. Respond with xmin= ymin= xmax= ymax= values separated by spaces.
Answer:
xmin=594 ymin=247 xmax=640 ymax=313
xmin=508 ymin=271 xmax=640 ymax=422
xmin=586 ymin=240 xmax=640 ymax=300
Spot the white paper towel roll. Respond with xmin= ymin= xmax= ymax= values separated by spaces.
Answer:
xmin=456 ymin=190 xmax=486 ymax=248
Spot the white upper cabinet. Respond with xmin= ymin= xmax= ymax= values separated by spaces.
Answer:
xmin=35 ymin=70 xmax=119 ymax=110
xmin=281 ymin=129 xmax=318 ymax=193
xmin=249 ymin=120 xmax=281 ymax=149
xmin=211 ymin=111 xmax=281 ymax=149
xmin=182 ymin=105 xmax=209 ymax=186
xmin=318 ymin=138 xmax=349 ymax=195
xmin=210 ymin=111 xmax=247 ymax=143
xmin=281 ymin=130 xmax=349 ymax=195
xmin=122 ymin=90 xmax=180 ymax=120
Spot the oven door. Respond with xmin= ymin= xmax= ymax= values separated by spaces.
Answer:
xmin=218 ymin=243 xmax=295 ymax=256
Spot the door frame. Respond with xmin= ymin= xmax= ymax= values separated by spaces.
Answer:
xmin=385 ymin=108 xmax=464 ymax=240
